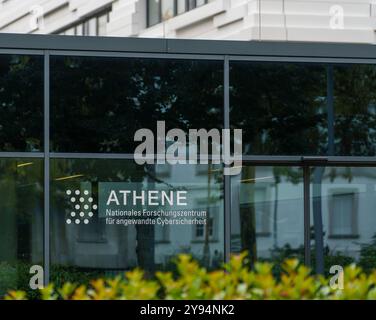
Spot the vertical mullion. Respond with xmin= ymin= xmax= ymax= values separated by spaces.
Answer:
xmin=159 ymin=0 xmax=162 ymax=23
xmin=43 ymin=51 xmax=50 ymax=286
xmin=224 ymin=56 xmax=231 ymax=263
xmin=146 ymin=0 xmax=149 ymax=27
xmin=303 ymin=165 xmax=311 ymax=267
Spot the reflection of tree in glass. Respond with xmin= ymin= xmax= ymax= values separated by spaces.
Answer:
xmin=51 ymin=57 xmax=223 ymax=153
xmin=239 ymin=166 xmax=302 ymax=267
xmin=0 ymin=159 xmax=43 ymax=296
xmin=334 ymin=65 xmax=376 ymax=156
xmin=230 ymin=62 xmax=327 ymax=155
xmin=0 ymin=56 xmax=43 ymax=151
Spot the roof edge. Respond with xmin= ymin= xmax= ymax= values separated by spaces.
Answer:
xmin=0 ymin=33 xmax=376 ymax=59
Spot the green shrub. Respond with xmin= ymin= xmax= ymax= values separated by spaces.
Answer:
xmin=359 ymin=235 xmax=376 ymax=274
xmin=0 ymin=262 xmax=17 ymax=297
xmin=50 ymin=265 xmax=103 ymax=289
xmin=4 ymin=253 xmax=376 ymax=300
xmin=0 ymin=262 xmax=104 ymax=300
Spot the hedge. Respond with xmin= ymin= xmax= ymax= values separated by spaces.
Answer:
xmin=5 ymin=253 xmax=376 ymax=300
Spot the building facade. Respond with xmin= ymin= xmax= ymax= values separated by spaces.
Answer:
xmin=1 ymin=0 xmax=376 ymax=43
xmin=1 ymin=34 xmax=376 ymax=295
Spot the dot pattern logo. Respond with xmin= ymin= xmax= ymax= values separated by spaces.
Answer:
xmin=65 ymin=189 xmax=97 ymax=225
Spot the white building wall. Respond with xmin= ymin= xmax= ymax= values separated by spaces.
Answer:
xmin=0 ymin=0 xmax=376 ymax=43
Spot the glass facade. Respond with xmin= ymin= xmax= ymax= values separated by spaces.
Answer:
xmin=1 ymin=43 xmax=376 ymax=295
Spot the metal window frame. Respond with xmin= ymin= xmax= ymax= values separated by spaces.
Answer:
xmin=44 ymin=51 xmax=50 ymax=285
xmin=2 ymin=34 xmax=376 ymax=282
xmin=48 ymin=49 xmax=224 ymax=60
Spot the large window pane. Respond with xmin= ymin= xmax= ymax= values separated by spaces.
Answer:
xmin=0 ymin=55 xmax=43 ymax=152
xmin=0 ymin=159 xmax=43 ymax=297
xmin=50 ymin=159 xmax=224 ymax=282
xmin=311 ymin=166 xmax=376 ymax=275
xmin=230 ymin=62 xmax=327 ymax=155
xmin=334 ymin=64 xmax=376 ymax=156
xmin=148 ymin=0 xmax=161 ymax=26
xmin=231 ymin=166 xmax=304 ymax=268
xmin=161 ymin=0 xmax=175 ymax=21
xmin=51 ymin=57 xmax=223 ymax=153
xmin=188 ymin=0 xmax=196 ymax=10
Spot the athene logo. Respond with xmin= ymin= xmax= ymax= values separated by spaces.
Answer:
xmin=65 ymin=189 xmax=98 ymax=225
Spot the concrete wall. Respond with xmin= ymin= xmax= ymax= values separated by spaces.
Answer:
xmin=0 ymin=0 xmax=376 ymax=43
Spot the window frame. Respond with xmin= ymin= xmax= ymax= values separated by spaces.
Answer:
xmin=192 ymin=211 xmax=218 ymax=242
xmin=328 ymin=190 xmax=359 ymax=239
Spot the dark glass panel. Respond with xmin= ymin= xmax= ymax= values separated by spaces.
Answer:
xmin=0 ymin=55 xmax=43 ymax=152
xmin=334 ymin=64 xmax=376 ymax=156
xmin=0 ymin=159 xmax=43 ymax=297
xmin=230 ymin=62 xmax=327 ymax=155
xmin=148 ymin=0 xmax=160 ymax=26
xmin=188 ymin=0 xmax=196 ymax=10
xmin=51 ymin=57 xmax=223 ymax=153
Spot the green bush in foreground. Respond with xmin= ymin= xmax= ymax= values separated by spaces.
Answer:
xmin=5 ymin=253 xmax=376 ymax=300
